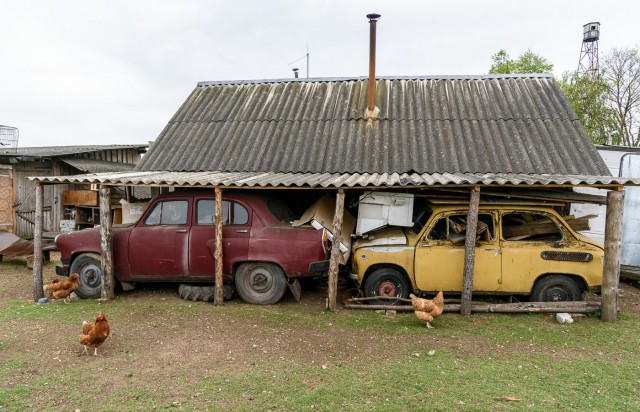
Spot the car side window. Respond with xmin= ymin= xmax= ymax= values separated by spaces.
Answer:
xmin=427 ymin=213 xmax=495 ymax=244
xmin=501 ymin=212 xmax=563 ymax=241
xmin=232 ymin=202 xmax=249 ymax=225
xmin=144 ymin=200 xmax=188 ymax=226
xmin=196 ymin=200 xmax=230 ymax=226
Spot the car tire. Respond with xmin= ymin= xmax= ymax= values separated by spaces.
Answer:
xmin=235 ymin=262 xmax=287 ymax=305
xmin=363 ymin=267 xmax=410 ymax=305
xmin=531 ymin=275 xmax=582 ymax=302
xmin=178 ymin=284 xmax=235 ymax=302
xmin=69 ymin=253 xmax=102 ymax=298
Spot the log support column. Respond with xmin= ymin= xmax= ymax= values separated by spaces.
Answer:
xmin=214 ymin=186 xmax=224 ymax=305
xmin=601 ymin=187 xmax=624 ymax=322
xmin=327 ymin=189 xmax=345 ymax=311
xmin=460 ymin=186 xmax=481 ymax=316
xmin=99 ymin=185 xmax=115 ymax=299
xmin=32 ymin=182 xmax=44 ymax=301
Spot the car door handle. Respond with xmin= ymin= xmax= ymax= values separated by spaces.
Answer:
xmin=236 ymin=229 xmax=249 ymax=233
xmin=175 ymin=229 xmax=187 ymax=233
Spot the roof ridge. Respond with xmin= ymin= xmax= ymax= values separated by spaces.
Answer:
xmin=197 ymin=74 xmax=554 ymax=87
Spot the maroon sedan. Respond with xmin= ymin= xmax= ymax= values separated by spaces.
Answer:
xmin=55 ymin=191 xmax=329 ymax=304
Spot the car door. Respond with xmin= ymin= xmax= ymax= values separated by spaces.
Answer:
xmin=499 ymin=210 xmax=565 ymax=293
xmin=128 ymin=198 xmax=191 ymax=279
xmin=188 ymin=198 xmax=251 ymax=277
xmin=414 ymin=211 xmax=502 ymax=292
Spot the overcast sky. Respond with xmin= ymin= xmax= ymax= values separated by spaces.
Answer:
xmin=2 ymin=0 xmax=639 ymax=147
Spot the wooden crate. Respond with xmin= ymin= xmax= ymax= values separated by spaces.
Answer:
xmin=62 ymin=190 xmax=98 ymax=206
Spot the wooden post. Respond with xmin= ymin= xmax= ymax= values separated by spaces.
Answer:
xmin=214 ymin=186 xmax=224 ymax=305
xmin=327 ymin=189 xmax=345 ymax=311
xmin=601 ymin=187 xmax=624 ymax=322
xmin=460 ymin=186 xmax=481 ymax=316
xmin=99 ymin=186 xmax=115 ymax=299
xmin=32 ymin=182 xmax=44 ymax=301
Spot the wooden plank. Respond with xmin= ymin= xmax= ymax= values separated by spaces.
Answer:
xmin=62 ymin=189 xmax=98 ymax=206
xmin=327 ymin=189 xmax=345 ymax=311
xmin=214 ymin=187 xmax=224 ymax=305
xmin=461 ymin=187 xmax=480 ymax=316
xmin=602 ymin=188 xmax=624 ymax=322
xmin=620 ymin=265 xmax=640 ymax=281
xmin=99 ymin=186 xmax=115 ymax=299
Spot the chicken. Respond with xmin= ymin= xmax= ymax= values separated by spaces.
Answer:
xmin=409 ymin=291 xmax=444 ymax=329
xmin=79 ymin=312 xmax=110 ymax=355
xmin=43 ymin=273 xmax=80 ymax=303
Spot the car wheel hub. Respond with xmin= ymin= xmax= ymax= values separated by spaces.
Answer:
xmin=545 ymin=287 xmax=569 ymax=302
xmin=249 ymin=269 xmax=273 ymax=293
xmin=80 ymin=264 xmax=101 ymax=287
xmin=377 ymin=280 xmax=397 ymax=297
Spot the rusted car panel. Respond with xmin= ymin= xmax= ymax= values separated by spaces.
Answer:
xmin=351 ymin=204 xmax=604 ymax=301
xmin=55 ymin=191 xmax=328 ymax=303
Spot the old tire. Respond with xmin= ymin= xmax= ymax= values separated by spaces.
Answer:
xmin=531 ymin=275 xmax=582 ymax=302
xmin=69 ymin=253 xmax=102 ymax=298
xmin=363 ymin=268 xmax=410 ymax=305
xmin=235 ymin=262 xmax=287 ymax=305
xmin=178 ymin=284 xmax=235 ymax=302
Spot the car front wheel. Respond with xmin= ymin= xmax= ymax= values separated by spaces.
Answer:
xmin=69 ymin=253 xmax=102 ymax=298
xmin=363 ymin=267 xmax=410 ymax=305
xmin=235 ymin=262 xmax=287 ymax=305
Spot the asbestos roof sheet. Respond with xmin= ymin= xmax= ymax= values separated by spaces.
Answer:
xmin=30 ymin=170 xmax=640 ymax=189
xmin=0 ymin=144 xmax=148 ymax=158
xmin=136 ymin=75 xmax=610 ymax=176
xmin=60 ymin=158 xmax=136 ymax=173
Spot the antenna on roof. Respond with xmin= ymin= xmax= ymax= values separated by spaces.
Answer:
xmin=288 ymin=45 xmax=310 ymax=78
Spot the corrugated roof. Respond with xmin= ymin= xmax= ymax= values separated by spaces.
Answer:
xmin=0 ymin=144 xmax=148 ymax=158
xmin=30 ymin=170 xmax=640 ymax=189
xmin=59 ymin=158 xmax=136 ymax=173
xmin=136 ymin=75 xmax=610 ymax=176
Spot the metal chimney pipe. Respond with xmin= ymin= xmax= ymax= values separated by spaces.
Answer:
xmin=366 ymin=13 xmax=381 ymax=113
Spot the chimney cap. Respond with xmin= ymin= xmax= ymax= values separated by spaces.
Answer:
xmin=366 ymin=13 xmax=381 ymax=22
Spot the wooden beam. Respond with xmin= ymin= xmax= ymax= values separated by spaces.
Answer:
xmin=460 ymin=186 xmax=481 ymax=316
xmin=344 ymin=301 xmax=601 ymax=313
xmin=327 ymin=189 xmax=345 ymax=311
xmin=601 ymin=188 xmax=624 ymax=322
xmin=32 ymin=182 xmax=44 ymax=302
xmin=214 ymin=186 xmax=224 ymax=305
xmin=99 ymin=186 xmax=115 ymax=299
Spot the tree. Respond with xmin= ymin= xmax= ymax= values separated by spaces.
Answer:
xmin=489 ymin=49 xmax=554 ymax=74
xmin=558 ymin=71 xmax=614 ymax=144
xmin=602 ymin=47 xmax=640 ymax=146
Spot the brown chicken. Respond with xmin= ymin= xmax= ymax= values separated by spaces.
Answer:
xmin=43 ymin=273 xmax=80 ymax=303
xmin=79 ymin=312 xmax=110 ymax=355
xmin=409 ymin=291 xmax=444 ymax=329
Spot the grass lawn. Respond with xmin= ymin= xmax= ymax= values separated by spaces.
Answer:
xmin=1 ymin=255 xmax=639 ymax=411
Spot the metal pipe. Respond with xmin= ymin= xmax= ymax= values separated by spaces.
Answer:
xmin=367 ymin=13 xmax=381 ymax=112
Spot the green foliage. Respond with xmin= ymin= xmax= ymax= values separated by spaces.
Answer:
xmin=489 ymin=49 xmax=554 ymax=74
xmin=559 ymin=71 xmax=615 ymax=144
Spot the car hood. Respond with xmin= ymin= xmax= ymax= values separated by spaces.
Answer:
xmin=352 ymin=227 xmax=408 ymax=249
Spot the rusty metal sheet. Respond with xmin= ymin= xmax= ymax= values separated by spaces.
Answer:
xmin=0 ymin=230 xmax=33 ymax=257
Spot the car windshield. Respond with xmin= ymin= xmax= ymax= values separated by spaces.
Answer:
xmin=266 ymin=198 xmax=297 ymax=222
xmin=411 ymin=199 xmax=433 ymax=234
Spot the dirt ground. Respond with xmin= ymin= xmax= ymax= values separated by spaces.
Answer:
xmin=1 ymin=253 xmax=639 ymax=409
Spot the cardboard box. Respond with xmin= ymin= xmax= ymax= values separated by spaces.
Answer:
xmin=121 ymin=202 xmax=149 ymax=224
xmin=292 ymin=193 xmax=356 ymax=264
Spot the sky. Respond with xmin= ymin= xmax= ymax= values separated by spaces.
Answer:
xmin=1 ymin=0 xmax=639 ymax=147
